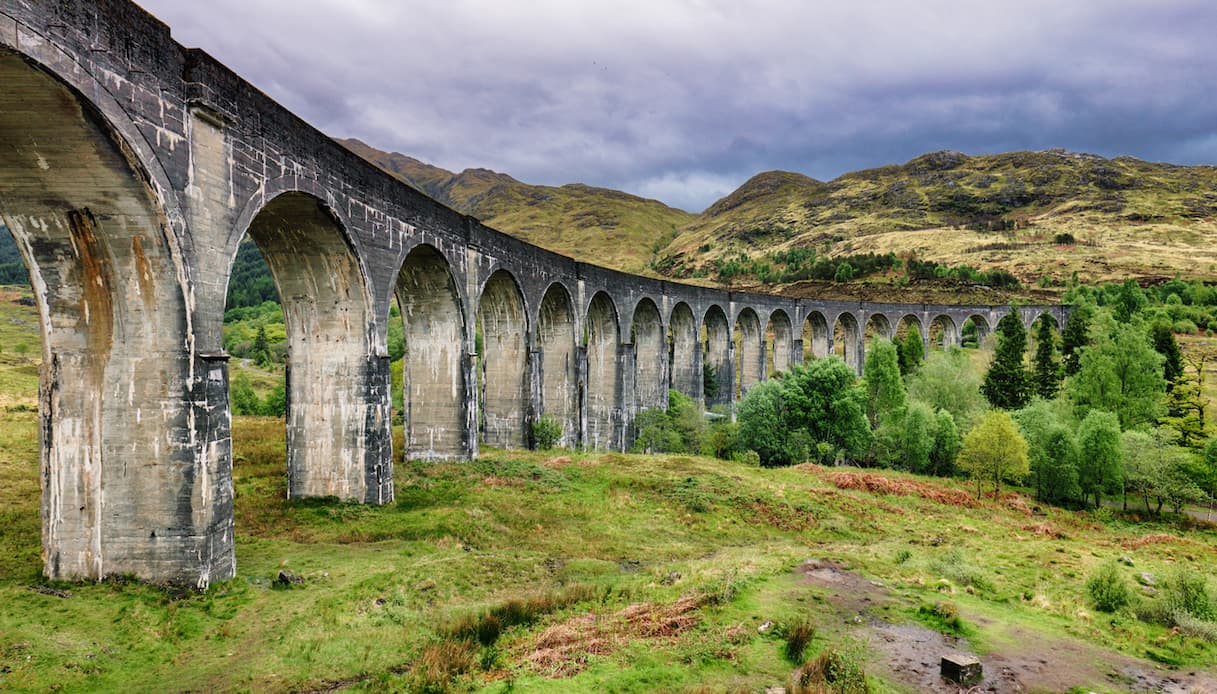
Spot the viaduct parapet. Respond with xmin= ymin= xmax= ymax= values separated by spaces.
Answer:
xmin=0 ymin=1 xmax=1067 ymax=586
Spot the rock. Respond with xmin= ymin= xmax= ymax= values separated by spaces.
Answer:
xmin=415 ymin=578 xmax=436 ymax=592
xmin=757 ymin=620 xmax=774 ymax=633
xmin=661 ymin=571 xmax=682 ymax=585
xmin=941 ymin=653 xmax=983 ymax=686
xmin=1137 ymin=572 xmax=1157 ymax=586
xmin=274 ymin=570 xmax=304 ymax=587
xmin=1118 ymin=555 xmax=1135 ymax=566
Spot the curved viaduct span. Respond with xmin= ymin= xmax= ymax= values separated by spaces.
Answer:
xmin=0 ymin=1 xmax=1066 ymax=586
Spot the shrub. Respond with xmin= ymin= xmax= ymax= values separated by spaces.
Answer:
xmin=915 ymin=601 xmax=970 ymax=636
xmin=1086 ymin=562 xmax=1132 ymax=613
xmin=1163 ymin=569 xmax=1215 ymax=622
xmin=783 ymin=617 xmax=816 ymax=663
xmin=531 ymin=415 xmax=563 ymax=450
xmin=406 ymin=640 xmax=478 ymax=693
xmin=790 ymin=646 xmax=871 ymax=694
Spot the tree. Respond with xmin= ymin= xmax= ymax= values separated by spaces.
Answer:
xmin=1150 ymin=321 xmax=1185 ymax=386
xmin=929 ymin=408 xmax=961 ymax=476
xmin=1015 ymin=398 xmax=1080 ymax=504
xmin=863 ymin=338 xmax=906 ymax=428
xmin=703 ymin=362 xmax=720 ymax=400
xmin=1031 ymin=315 xmax=1061 ymax=399
xmin=957 ymin=410 xmax=1030 ymax=498
xmin=1113 ymin=278 xmax=1147 ymax=322
xmin=1068 ymin=314 xmax=1166 ymax=430
xmin=900 ymin=400 xmax=936 ymax=473
xmin=981 ymin=308 xmax=1031 ymax=410
xmin=774 ymin=358 xmax=872 ymax=463
xmin=230 ymin=372 xmax=261 ymax=416
xmin=1076 ymin=410 xmax=1122 ymax=509
xmin=1060 ymin=305 xmax=1091 ymax=376
xmin=906 ymin=348 xmax=987 ymax=433
xmin=252 ymin=325 xmax=271 ymax=367
xmin=897 ymin=329 xmax=924 ymax=376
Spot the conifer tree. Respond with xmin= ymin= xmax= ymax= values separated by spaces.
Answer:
xmin=1150 ymin=321 xmax=1184 ymax=386
xmin=1032 ymin=315 xmax=1061 ymax=399
xmin=897 ymin=329 xmax=924 ymax=375
xmin=1060 ymin=305 xmax=1091 ymax=376
xmin=981 ymin=308 xmax=1031 ymax=410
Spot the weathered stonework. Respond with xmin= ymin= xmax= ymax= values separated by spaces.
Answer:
xmin=0 ymin=0 xmax=1068 ymax=586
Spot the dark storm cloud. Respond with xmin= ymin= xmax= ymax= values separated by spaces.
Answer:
xmin=139 ymin=0 xmax=1217 ymax=212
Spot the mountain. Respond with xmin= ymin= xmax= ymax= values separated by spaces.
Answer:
xmin=658 ymin=150 xmax=1217 ymax=290
xmin=338 ymin=139 xmax=694 ymax=274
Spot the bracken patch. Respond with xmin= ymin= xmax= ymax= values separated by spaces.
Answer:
xmin=813 ymin=468 xmax=980 ymax=509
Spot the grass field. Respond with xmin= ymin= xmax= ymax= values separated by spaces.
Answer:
xmin=2 ymin=288 xmax=1217 ymax=692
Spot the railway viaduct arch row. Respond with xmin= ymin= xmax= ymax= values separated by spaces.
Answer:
xmin=0 ymin=2 xmax=1067 ymax=586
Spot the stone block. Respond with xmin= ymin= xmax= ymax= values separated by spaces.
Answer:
xmin=941 ymin=653 xmax=982 ymax=686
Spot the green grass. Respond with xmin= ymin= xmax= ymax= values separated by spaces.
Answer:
xmin=2 ymin=286 xmax=1217 ymax=691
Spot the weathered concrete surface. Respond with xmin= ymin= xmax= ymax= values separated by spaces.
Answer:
xmin=0 ymin=0 xmax=1069 ymax=586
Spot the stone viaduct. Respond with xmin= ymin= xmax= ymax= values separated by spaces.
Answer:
xmin=0 ymin=1 xmax=1067 ymax=586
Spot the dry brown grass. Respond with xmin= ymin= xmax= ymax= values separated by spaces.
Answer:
xmin=521 ymin=595 xmax=703 ymax=678
xmin=809 ymin=466 xmax=980 ymax=509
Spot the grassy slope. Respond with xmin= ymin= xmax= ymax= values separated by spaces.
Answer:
xmin=660 ymin=150 xmax=1217 ymax=291
xmin=2 ymin=288 xmax=1216 ymax=691
xmin=338 ymin=139 xmax=694 ymax=275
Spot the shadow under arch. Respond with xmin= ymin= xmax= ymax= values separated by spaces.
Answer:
xmin=396 ymin=244 xmax=469 ymax=460
xmin=767 ymin=309 xmax=793 ymax=375
xmin=585 ymin=292 xmax=620 ymax=450
xmin=668 ymin=302 xmax=700 ymax=403
xmin=735 ymin=307 xmax=763 ymax=398
xmin=478 ymin=269 xmax=529 ymax=449
xmin=632 ymin=297 xmax=666 ymax=413
xmin=803 ymin=311 xmax=830 ymax=361
xmin=0 ymin=47 xmax=231 ymax=584
xmin=538 ymin=282 xmax=577 ymax=448
xmin=702 ymin=305 xmax=731 ymax=408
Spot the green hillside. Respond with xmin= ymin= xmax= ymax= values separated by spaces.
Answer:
xmin=339 ymin=139 xmax=694 ymax=274
xmin=658 ymin=150 xmax=1217 ymax=294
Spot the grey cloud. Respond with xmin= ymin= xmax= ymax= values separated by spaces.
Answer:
xmin=141 ymin=0 xmax=1217 ymax=212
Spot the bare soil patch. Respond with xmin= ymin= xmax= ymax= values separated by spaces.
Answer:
xmin=797 ymin=559 xmax=1217 ymax=693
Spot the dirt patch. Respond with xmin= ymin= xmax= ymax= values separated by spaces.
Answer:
xmin=797 ymin=559 xmax=1217 ymax=693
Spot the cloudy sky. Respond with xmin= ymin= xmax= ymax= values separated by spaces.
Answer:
xmin=140 ymin=0 xmax=1217 ymax=212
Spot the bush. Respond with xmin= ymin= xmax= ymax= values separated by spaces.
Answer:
xmin=531 ymin=415 xmax=563 ymax=450
xmin=915 ymin=601 xmax=970 ymax=636
xmin=1163 ymin=569 xmax=1215 ymax=622
xmin=783 ymin=617 xmax=816 ymax=663
xmin=1086 ymin=562 xmax=1132 ymax=613
xmin=789 ymin=646 xmax=871 ymax=694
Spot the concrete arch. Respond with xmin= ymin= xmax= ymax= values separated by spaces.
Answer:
xmin=478 ymin=270 xmax=529 ymax=449
xmin=241 ymin=191 xmax=386 ymax=502
xmin=668 ymin=302 xmax=700 ymax=402
xmin=803 ymin=311 xmax=830 ymax=361
xmin=397 ymin=244 xmax=468 ymax=460
xmin=865 ymin=312 xmax=894 ymax=342
xmin=585 ymin=292 xmax=620 ymax=450
xmin=896 ymin=314 xmax=924 ymax=339
xmin=538 ymin=282 xmax=577 ymax=448
xmin=834 ymin=312 xmax=862 ymax=371
xmin=767 ymin=309 xmax=794 ymax=375
xmin=702 ymin=304 xmax=732 ymax=407
xmin=962 ymin=314 xmax=990 ymax=347
xmin=1031 ymin=311 xmax=1060 ymax=330
xmin=929 ymin=315 xmax=960 ymax=350
xmin=632 ymin=298 xmax=666 ymax=412
xmin=735 ymin=307 xmax=763 ymax=398
xmin=0 ymin=48 xmax=225 ymax=584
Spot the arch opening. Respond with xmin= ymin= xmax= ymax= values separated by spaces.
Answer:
xmin=833 ymin=313 xmax=862 ymax=371
xmin=585 ymin=293 xmax=620 ymax=450
xmin=961 ymin=315 xmax=989 ymax=348
xmin=929 ymin=315 xmax=960 ymax=351
xmin=802 ymin=311 xmax=830 ymax=362
xmin=632 ymin=298 xmax=666 ymax=413
xmin=734 ymin=308 xmax=763 ymax=398
xmin=396 ymin=245 xmax=468 ymax=460
xmin=702 ymin=305 xmax=731 ymax=408
xmin=767 ymin=310 xmax=793 ymax=375
xmin=477 ymin=270 xmax=528 ymax=449
xmin=239 ymin=192 xmax=381 ymax=502
xmin=668 ymin=302 xmax=700 ymax=403
xmin=538 ymin=283 xmax=577 ymax=448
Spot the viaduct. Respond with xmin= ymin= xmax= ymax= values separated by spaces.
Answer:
xmin=0 ymin=1 xmax=1066 ymax=587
